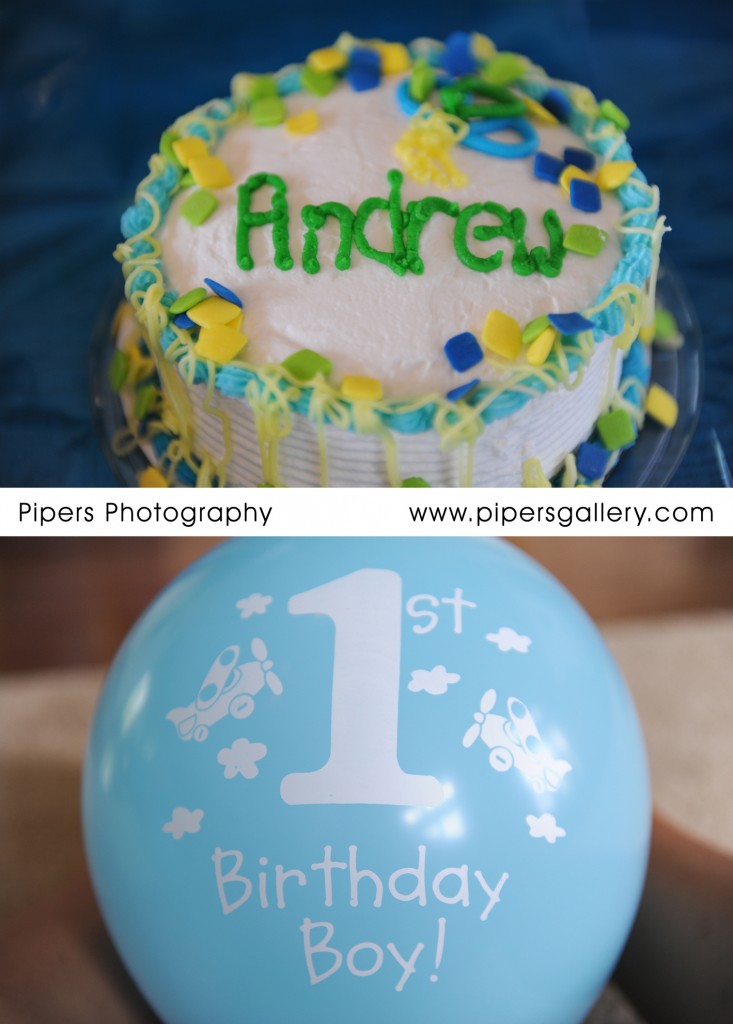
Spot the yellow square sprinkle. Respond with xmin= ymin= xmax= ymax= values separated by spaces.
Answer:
xmin=376 ymin=41 xmax=411 ymax=75
xmin=194 ymin=324 xmax=248 ymax=364
xmin=187 ymin=296 xmax=242 ymax=327
xmin=526 ymin=326 xmax=557 ymax=366
xmin=285 ymin=109 xmax=321 ymax=135
xmin=596 ymin=160 xmax=637 ymax=191
xmin=471 ymin=32 xmax=496 ymax=62
xmin=341 ymin=375 xmax=383 ymax=401
xmin=138 ymin=467 xmax=169 ymax=487
xmin=481 ymin=309 xmax=522 ymax=360
xmin=124 ymin=343 xmax=152 ymax=384
xmin=307 ymin=46 xmax=347 ymax=73
xmin=231 ymin=72 xmax=254 ymax=106
xmin=639 ymin=321 xmax=656 ymax=344
xmin=228 ymin=310 xmax=244 ymax=332
xmin=521 ymin=94 xmax=559 ymax=125
xmin=645 ymin=383 xmax=678 ymax=428
xmin=559 ymin=164 xmax=594 ymax=194
xmin=188 ymin=155 xmax=233 ymax=189
xmin=171 ymin=136 xmax=209 ymax=168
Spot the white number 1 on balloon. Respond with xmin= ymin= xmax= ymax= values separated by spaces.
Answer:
xmin=281 ymin=569 xmax=445 ymax=808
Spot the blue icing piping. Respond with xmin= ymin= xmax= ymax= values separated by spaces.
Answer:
xmin=159 ymin=164 xmax=181 ymax=190
xmin=277 ymin=69 xmax=304 ymax=96
xmin=128 ymin=239 xmax=155 ymax=259
xmin=121 ymin=198 xmax=155 ymax=238
xmin=159 ymin=326 xmax=177 ymax=353
xmin=185 ymin=123 xmax=215 ymax=143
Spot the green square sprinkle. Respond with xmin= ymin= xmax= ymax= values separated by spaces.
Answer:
xmin=180 ymin=189 xmax=218 ymax=226
xmin=169 ymin=287 xmax=208 ymax=315
xmin=134 ymin=384 xmax=158 ymax=420
xmin=483 ymin=51 xmax=526 ymax=85
xmin=401 ymin=477 xmax=431 ymax=488
xmin=654 ymin=307 xmax=678 ymax=340
xmin=160 ymin=129 xmax=182 ymax=166
xmin=521 ymin=314 xmax=551 ymax=344
xmin=597 ymin=409 xmax=637 ymax=450
xmin=281 ymin=348 xmax=333 ymax=381
xmin=409 ymin=59 xmax=436 ymax=102
xmin=301 ymin=66 xmax=335 ymax=97
xmin=599 ymin=98 xmax=630 ymax=132
xmin=563 ymin=224 xmax=608 ymax=256
xmin=250 ymin=96 xmax=286 ymax=127
xmin=248 ymin=74 xmax=278 ymax=101
xmin=108 ymin=349 xmax=129 ymax=392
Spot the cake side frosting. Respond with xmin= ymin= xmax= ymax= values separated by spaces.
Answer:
xmin=113 ymin=32 xmax=667 ymax=487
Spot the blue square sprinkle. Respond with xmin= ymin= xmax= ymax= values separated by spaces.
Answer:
xmin=563 ymin=146 xmax=595 ymax=173
xmin=203 ymin=278 xmax=243 ymax=308
xmin=542 ymin=87 xmax=572 ymax=122
xmin=444 ymin=332 xmax=484 ymax=373
xmin=533 ymin=151 xmax=565 ymax=184
xmin=446 ymin=378 xmax=480 ymax=402
xmin=346 ymin=65 xmax=381 ymax=92
xmin=443 ymin=31 xmax=478 ymax=77
xmin=569 ymin=177 xmax=602 ymax=213
xmin=349 ymin=47 xmax=381 ymax=72
xmin=547 ymin=312 xmax=596 ymax=334
xmin=576 ymin=442 xmax=609 ymax=480
xmin=173 ymin=312 xmax=196 ymax=329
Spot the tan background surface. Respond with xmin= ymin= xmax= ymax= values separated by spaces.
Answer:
xmin=2 ymin=537 xmax=732 ymax=670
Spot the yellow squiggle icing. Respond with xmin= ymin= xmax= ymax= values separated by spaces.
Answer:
xmin=522 ymin=457 xmax=553 ymax=487
xmin=613 ymin=375 xmax=647 ymax=429
xmin=201 ymin=363 xmax=234 ymax=486
xmin=244 ymin=369 xmax=300 ymax=486
xmin=560 ymin=453 xmax=578 ymax=488
xmin=394 ymin=105 xmax=469 ymax=189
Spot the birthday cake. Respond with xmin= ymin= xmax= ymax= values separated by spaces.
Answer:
xmin=112 ymin=31 xmax=677 ymax=488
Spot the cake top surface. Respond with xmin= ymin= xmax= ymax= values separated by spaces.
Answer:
xmin=159 ymin=74 xmax=623 ymax=397
xmin=117 ymin=31 xmax=661 ymax=424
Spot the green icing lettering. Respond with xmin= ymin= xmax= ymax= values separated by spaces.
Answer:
xmin=455 ymin=201 xmax=515 ymax=273
xmin=405 ymin=197 xmax=460 ymax=274
xmin=353 ymin=169 xmax=409 ymax=277
xmin=236 ymin=172 xmax=293 ymax=271
xmin=302 ymin=201 xmax=355 ymax=274
xmin=509 ymin=208 xmax=534 ymax=276
xmin=528 ymin=208 xmax=566 ymax=278
xmin=234 ymin=170 xmax=567 ymax=280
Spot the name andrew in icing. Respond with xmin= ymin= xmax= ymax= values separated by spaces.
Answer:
xmin=236 ymin=168 xmax=566 ymax=278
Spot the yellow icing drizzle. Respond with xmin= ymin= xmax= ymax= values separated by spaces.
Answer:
xmin=394 ymin=105 xmax=469 ymax=189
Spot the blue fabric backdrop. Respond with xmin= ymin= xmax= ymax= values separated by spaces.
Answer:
xmin=1 ymin=0 xmax=731 ymax=486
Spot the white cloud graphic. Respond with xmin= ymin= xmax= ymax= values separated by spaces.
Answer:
xmin=526 ymin=813 xmax=566 ymax=844
xmin=218 ymin=738 xmax=268 ymax=779
xmin=236 ymin=594 xmax=272 ymax=619
xmin=485 ymin=626 xmax=532 ymax=654
xmin=408 ymin=665 xmax=461 ymax=696
xmin=163 ymin=807 xmax=203 ymax=840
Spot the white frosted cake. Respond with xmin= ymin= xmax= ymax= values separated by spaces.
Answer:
xmin=112 ymin=31 xmax=672 ymax=487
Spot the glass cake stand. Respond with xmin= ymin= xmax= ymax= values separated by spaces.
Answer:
xmin=91 ymin=264 xmax=702 ymax=489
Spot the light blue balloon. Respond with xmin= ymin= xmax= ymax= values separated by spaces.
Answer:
xmin=83 ymin=539 xmax=650 ymax=1024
